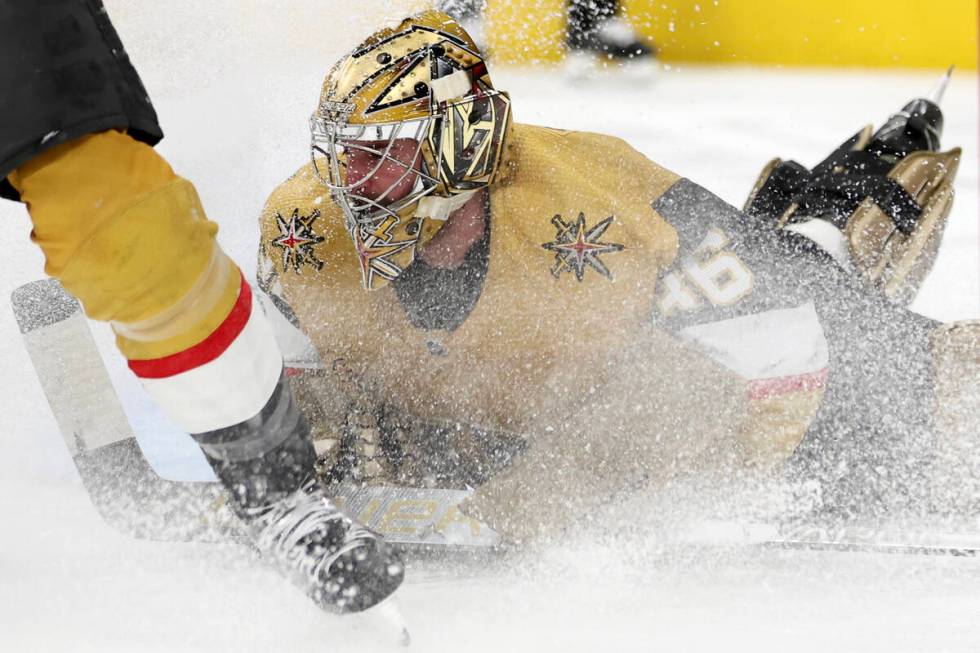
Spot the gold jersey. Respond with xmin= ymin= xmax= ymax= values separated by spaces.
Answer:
xmin=260 ymin=123 xmax=688 ymax=433
xmin=258 ymin=123 xmax=823 ymax=538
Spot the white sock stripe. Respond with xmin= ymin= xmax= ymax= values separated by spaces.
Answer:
xmin=138 ymin=300 xmax=283 ymax=434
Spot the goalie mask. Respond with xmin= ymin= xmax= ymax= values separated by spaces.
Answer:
xmin=310 ymin=11 xmax=512 ymax=290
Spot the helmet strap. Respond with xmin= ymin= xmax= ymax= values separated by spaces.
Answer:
xmin=431 ymin=69 xmax=472 ymax=103
xmin=416 ymin=189 xmax=477 ymax=221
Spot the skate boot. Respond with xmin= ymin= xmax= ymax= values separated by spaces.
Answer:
xmin=587 ymin=16 xmax=656 ymax=60
xmin=566 ymin=7 xmax=658 ymax=81
xmin=194 ymin=371 xmax=404 ymax=613
xmin=241 ymin=479 xmax=404 ymax=613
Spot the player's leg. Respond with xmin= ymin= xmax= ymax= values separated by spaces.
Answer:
xmin=1 ymin=0 xmax=401 ymax=612
xmin=651 ymin=178 xmax=941 ymax=519
xmin=734 ymin=91 xmax=967 ymax=516
xmin=927 ymin=320 xmax=980 ymax=515
xmin=435 ymin=0 xmax=483 ymax=22
xmin=567 ymin=0 xmax=618 ymax=51
xmin=567 ymin=0 xmax=655 ymax=60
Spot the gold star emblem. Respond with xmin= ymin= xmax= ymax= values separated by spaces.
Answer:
xmin=542 ymin=213 xmax=624 ymax=281
xmin=271 ymin=209 xmax=325 ymax=273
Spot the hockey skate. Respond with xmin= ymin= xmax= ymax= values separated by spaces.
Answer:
xmin=565 ymin=16 xmax=660 ymax=82
xmin=241 ymin=478 xmax=404 ymax=614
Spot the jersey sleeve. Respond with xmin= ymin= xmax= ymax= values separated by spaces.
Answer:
xmin=0 ymin=0 xmax=162 ymax=201
xmin=648 ymin=177 xmax=937 ymax=510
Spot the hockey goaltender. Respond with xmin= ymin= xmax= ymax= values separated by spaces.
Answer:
xmin=257 ymin=11 xmax=980 ymax=542
xmin=3 ymin=2 xmax=977 ymax=618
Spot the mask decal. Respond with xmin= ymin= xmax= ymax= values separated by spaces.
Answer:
xmin=351 ymin=215 xmax=420 ymax=290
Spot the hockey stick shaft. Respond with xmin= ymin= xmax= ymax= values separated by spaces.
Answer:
xmin=13 ymin=280 xmax=980 ymax=557
xmin=9 ymin=279 xmax=500 ymax=547
xmin=680 ymin=519 xmax=980 ymax=557
xmin=12 ymin=279 xmax=242 ymax=542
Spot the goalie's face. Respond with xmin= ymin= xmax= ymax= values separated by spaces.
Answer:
xmin=345 ymin=137 xmax=423 ymax=204
xmin=311 ymin=116 xmax=440 ymax=232
xmin=310 ymin=114 xmax=443 ymax=291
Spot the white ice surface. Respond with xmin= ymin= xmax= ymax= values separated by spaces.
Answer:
xmin=1 ymin=3 xmax=978 ymax=651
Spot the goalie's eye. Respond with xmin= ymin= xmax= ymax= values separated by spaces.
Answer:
xmin=343 ymin=138 xmax=421 ymax=163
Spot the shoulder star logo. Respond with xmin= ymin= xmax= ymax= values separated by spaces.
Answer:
xmin=272 ymin=208 xmax=325 ymax=273
xmin=542 ymin=213 xmax=625 ymax=281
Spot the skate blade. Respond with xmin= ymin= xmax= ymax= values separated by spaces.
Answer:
xmin=366 ymin=596 xmax=411 ymax=647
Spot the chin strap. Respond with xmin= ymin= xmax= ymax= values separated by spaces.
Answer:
xmin=416 ymin=189 xmax=478 ymax=222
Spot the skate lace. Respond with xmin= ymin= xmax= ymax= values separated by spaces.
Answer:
xmin=248 ymin=481 xmax=376 ymax=587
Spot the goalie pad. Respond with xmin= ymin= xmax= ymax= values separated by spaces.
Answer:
xmin=745 ymin=126 xmax=961 ymax=306
xmin=847 ymin=148 xmax=959 ymax=305
xmin=930 ymin=320 xmax=980 ymax=514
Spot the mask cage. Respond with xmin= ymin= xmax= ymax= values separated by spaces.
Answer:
xmin=310 ymin=114 xmax=442 ymax=235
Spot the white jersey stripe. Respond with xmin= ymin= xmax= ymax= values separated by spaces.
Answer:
xmin=678 ymin=302 xmax=829 ymax=381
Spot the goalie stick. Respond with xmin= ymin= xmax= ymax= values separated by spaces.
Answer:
xmin=12 ymin=279 xmax=980 ymax=557
xmin=12 ymin=279 xmax=242 ymax=543
xmin=678 ymin=519 xmax=980 ymax=557
xmin=11 ymin=278 xmax=502 ymax=549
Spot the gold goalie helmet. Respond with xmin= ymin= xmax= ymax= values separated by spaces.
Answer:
xmin=310 ymin=11 xmax=512 ymax=290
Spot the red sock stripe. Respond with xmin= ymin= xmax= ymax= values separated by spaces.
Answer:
xmin=748 ymin=368 xmax=829 ymax=401
xmin=128 ymin=274 xmax=253 ymax=380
